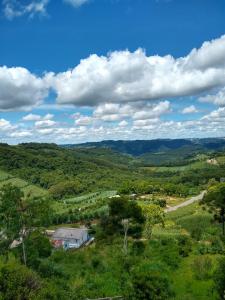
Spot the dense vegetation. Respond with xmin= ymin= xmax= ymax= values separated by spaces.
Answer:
xmin=1 ymin=141 xmax=225 ymax=299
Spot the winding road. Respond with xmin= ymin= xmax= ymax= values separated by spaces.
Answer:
xmin=165 ymin=191 xmax=206 ymax=213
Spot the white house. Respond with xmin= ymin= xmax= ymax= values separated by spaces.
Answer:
xmin=52 ymin=227 xmax=89 ymax=250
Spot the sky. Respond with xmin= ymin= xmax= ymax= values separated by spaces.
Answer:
xmin=0 ymin=0 xmax=225 ymax=144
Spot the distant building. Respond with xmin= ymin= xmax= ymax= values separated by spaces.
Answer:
xmin=52 ymin=227 xmax=89 ymax=250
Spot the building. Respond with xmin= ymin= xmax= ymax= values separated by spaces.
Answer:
xmin=52 ymin=227 xmax=89 ymax=250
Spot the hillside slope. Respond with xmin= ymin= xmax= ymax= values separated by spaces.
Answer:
xmin=66 ymin=138 xmax=225 ymax=157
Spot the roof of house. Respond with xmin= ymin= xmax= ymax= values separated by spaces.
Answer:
xmin=52 ymin=227 xmax=88 ymax=240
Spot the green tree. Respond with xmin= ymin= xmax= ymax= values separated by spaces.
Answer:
xmin=0 ymin=261 xmax=41 ymax=300
xmin=140 ymin=203 xmax=165 ymax=239
xmin=201 ymin=183 xmax=225 ymax=234
xmin=0 ymin=184 xmax=53 ymax=264
xmin=0 ymin=184 xmax=23 ymax=257
xmin=126 ymin=263 xmax=173 ymax=299
xmin=24 ymin=230 xmax=52 ymax=269
xmin=101 ymin=197 xmax=144 ymax=253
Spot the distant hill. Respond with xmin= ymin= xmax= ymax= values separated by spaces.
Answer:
xmin=63 ymin=138 xmax=225 ymax=156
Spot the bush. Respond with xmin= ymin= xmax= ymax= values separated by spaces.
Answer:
xmin=176 ymin=214 xmax=212 ymax=240
xmin=197 ymin=236 xmax=224 ymax=255
xmin=177 ymin=234 xmax=192 ymax=257
xmin=214 ymin=257 xmax=225 ymax=299
xmin=0 ymin=261 xmax=41 ymax=300
xmin=192 ymin=255 xmax=213 ymax=280
xmin=126 ymin=262 xmax=174 ymax=299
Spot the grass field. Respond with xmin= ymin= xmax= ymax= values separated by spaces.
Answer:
xmin=0 ymin=169 xmax=47 ymax=197
xmin=142 ymin=160 xmax=211 ymax=173
xmin=171 ymin=254 xmax=218 ymax=300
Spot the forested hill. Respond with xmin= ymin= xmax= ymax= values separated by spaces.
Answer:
xmin=65 ymin=138 xmax=225 ymax=156
xmin=0 ymin=143 xmax=140 ymax=196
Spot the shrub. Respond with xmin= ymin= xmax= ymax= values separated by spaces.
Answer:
xmin=126 ymin=263 xmax=174 ymax=299
xmin=177 ymin=234 xmax=192 ymax=257
xmin=214 ymin=257 xmax=225 ymax=299
xmin=0 ymin=261 xmax=41 ymax=300
xmin=176 ymin=214 xmax=212 ymax=240
xmin=192 ymin=255 xmax=213 ymax=280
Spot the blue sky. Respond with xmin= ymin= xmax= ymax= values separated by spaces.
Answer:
xmin=0 ymin=0 xmax=225 ymax=144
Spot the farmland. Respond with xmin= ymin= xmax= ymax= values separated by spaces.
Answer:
xmin=0 ymin=169 xmax=47 ymax=197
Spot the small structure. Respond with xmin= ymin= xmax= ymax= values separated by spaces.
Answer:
xmin=52 ymin=227 xmax=89 ymax=250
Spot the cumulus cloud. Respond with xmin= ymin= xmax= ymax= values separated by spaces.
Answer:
xmin=2 ymin=35 xmax=225 ymax=112
xmin=9 ymin=131 xmax=32 ymax=138
xmin=63 ymin=0 xmax=89 ymax=8
xmin=75 ymin=115 xmax=93 ymax=126
xmin=50 ymin=35 xmax=225 ymax=107
xmin=35 ymin=119 xmax=56 ymax=128
xmin=182 ymin=105 xmax=198 ymax=114
xmin=199 ymin=88 xmax=225 ymax=106
xmin=118 ymin=120 xmax=128 ymax=127
xmin=0 ymin=118 xmax=16 ymax=131
xmin=133 ymin=101 xmax=171 ymax=120
xmin=0 ymin=66 xmax=48 ymax=111
xmin=201 ymin=107 xmax=225 ymax=123
xmin=22 ymin=113 xmax=41 ymax=121
xmin=3 ymin=0 xmax=49 ymax=20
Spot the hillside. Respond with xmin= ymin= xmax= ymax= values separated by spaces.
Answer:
xmin=66 ymin=138 xmax=225 ymax=157
xmin=0 ymin=143 xmax=141 ymax=196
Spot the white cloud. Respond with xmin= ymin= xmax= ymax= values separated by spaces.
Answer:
xmin=35 ymin=119 xmax=56 ymax=128
xmin=118 ymin=120 xmax=128 ymax=127
xmin=0 ymin=66 xmax=48 ymax=111
xmin=201 ymin=107 xmax=225 ymax=123
xmin=22 ymin=113 xmax=41 ymax=121
xmin=75 ymin=115 xmax=93 ymax=126
xmin=133 ymin=101 xmax=171 ymax=120
xmin=10 ymin=131 xmax=32 ymax=138
xmin=23 ymin=113 xmax=54 ymax=121
xmin=3 ymin=0 xmax=49 ymax=20
xmin=182 ymin=105 xmax=198 ymax=114
xmin=50 ymin=35 xmax=225 ymax=107
xmin=64 ymin=0 xmax=89 ymax=7
xmin=199 ymin=88 xmax=225 ymax=106
xmin=0 ymin=118 xmax=16 ymax=131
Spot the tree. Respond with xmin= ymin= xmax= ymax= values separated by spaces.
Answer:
xmin=0 ymin=260 xmax=41 ymax=300
xmin=201 ymin=183 xmax=225 ymax=235
xmin=101 ymin=197 xmax=144 ymax=253
xmin=140 ymin=204 xmax=165 ymax=239
xmin=0 ymin=184 xmax=23 ymax=257
xmin=24 ymin=230 xmax=52 ymax=269
xmin=0 ymin=184 xmax=53 ymax=264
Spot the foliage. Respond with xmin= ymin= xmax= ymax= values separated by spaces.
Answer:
xmin=0 ymin=184 xmax=53 ymax=264
xmin=192 ymin=255 xmax=213 ymax=280
xmin=140 ymin=203 xmax=165 ymax=239
xmin=214 ymin=257 xmax=225 ymax=299
xmin=23 ymin=231 xmax=52 ymax=269
xmin=126 ymin=262 xmax=174 ymax=299
xmin=0 ymin=184 xmax=23 ymax=255
xmin=201 ymin=183 xmax=225 ymax=234
xmin=0 ymin=260 xmax=41 ymax=300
